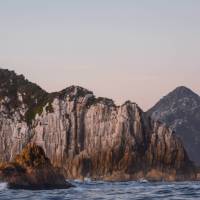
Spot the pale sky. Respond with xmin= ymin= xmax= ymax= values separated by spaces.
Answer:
xmin=0 ymin=0 xmax=200 ymax=110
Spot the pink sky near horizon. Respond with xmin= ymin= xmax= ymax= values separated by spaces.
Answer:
xmin=0 ymin=1 xmax=200 ymax=110
xmin=4 ymin=65 xmax=199 ymax=111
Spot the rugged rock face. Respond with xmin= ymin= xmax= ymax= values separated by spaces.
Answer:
xmin=0 ymin=144 xmax=73 ymax=189
xmin=0 ymin=69 xmax=196 ymax=181
xmin=147 ymin=86 xmax=200 ymax=165
xmin=0 ymin=69 xmax=48 ymax=162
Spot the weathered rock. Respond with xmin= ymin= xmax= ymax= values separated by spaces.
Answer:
xmin=0 ymin=69 xmax=196 ymax=181
xmin=0 ymin=144 xmax=73 ymax=189
xmin=30 ymin=87 xmax=195 ymax=181
xmin=147 ymin=86 xmax=200 ymax=165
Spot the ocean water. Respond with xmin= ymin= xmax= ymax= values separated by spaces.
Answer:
xmin=0 ymin=180 xmax=199 ymax=200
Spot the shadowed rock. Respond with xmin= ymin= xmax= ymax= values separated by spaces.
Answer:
xmin=147 ymin=86 xmax=200 ymax=165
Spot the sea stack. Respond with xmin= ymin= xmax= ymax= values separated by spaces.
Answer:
xmin=0 ymin=144 xmax=73 ymax=190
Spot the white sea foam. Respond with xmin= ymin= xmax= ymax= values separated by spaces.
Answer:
xmin=138 ymin=179 xmax=148 ymax=183
xmin=0 ymin=182 xmax=7 ymax=190
xmin=84 ymin=178 xmax=92 ymax=183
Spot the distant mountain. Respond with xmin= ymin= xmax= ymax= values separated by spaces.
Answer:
xmin=147 ymin=86 xmax=200 ymax=165
xmin=0 ymin=69 xmax=195 ymax=181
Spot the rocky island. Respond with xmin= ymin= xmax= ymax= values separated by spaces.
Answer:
xmin=0 ymin=68 xmax=197 ymax=183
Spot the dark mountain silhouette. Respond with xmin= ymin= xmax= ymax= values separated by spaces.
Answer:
xmin=148 ymin=86 xmax=200 ymax=165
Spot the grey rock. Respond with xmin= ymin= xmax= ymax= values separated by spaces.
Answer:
xmin=147 ymin=86 xmax=200 ymax=165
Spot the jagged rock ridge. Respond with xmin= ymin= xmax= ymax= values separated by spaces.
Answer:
xmin=0 ymin=69 xmax=196 ymax=181
xmin=147 ymin=86 xmax=200 ymax=165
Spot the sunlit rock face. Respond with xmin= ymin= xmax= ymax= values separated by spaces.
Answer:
xmin=31 ymin=86 xmax=195 ymax=181
xmin=0 ymin=69 xmax=196 ymax=181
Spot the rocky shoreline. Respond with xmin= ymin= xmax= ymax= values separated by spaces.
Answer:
xmin=0 ymin=133 xmax=198 ymax=191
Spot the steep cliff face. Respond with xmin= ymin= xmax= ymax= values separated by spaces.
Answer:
xmin=0 ymin=69 xmax=196 ymax=181
xmin=31 ymin=87 xmax=194 ymax=181
xmin=0 ymin=69 xmax=47 ymax=162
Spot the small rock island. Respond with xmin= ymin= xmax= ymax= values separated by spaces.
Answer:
xmin=0 ymin=144 xmax=73 ymax=190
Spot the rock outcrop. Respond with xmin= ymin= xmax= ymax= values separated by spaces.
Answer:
xmin=0 ymin=144 xmax=73 ymax=189
xmin=147 ymin=86 xmax=200 ymax=165
xmin=0 ymin=69 xmax=196 ymax=181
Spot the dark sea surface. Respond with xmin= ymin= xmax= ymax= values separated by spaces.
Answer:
xmin=0 ymin=180 xmax=200 ymax=200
